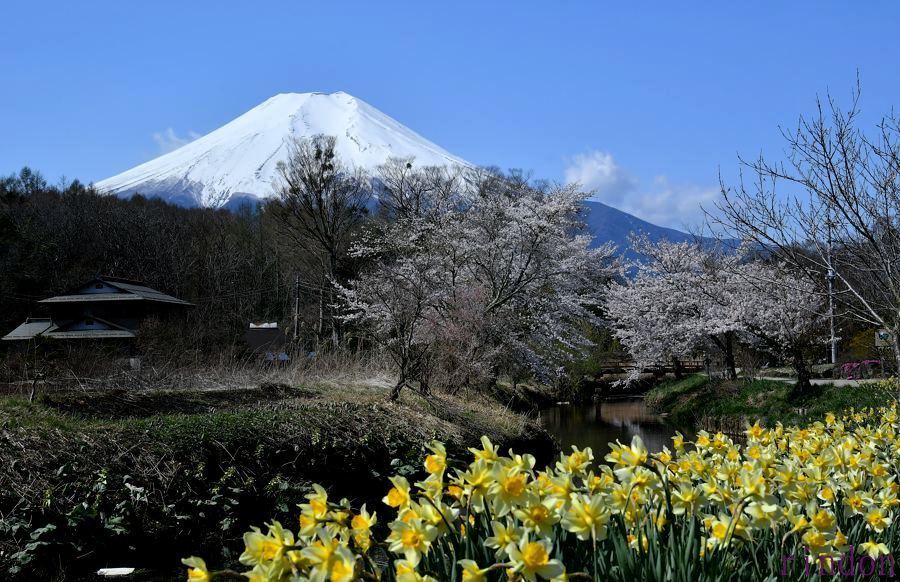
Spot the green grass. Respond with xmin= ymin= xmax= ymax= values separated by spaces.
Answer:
xmin=644 ymin=374 xmax=708 ymax=411
xmin=646 ymin=373 xmax=900 ymax=428
xmin=0 ymin=396 xmax=93 ymax=431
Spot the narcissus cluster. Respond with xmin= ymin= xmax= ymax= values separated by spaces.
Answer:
xmin=185 ymin=405 xmax=900 ymax=581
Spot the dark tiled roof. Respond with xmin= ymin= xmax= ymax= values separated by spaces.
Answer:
xmin=38 ymin=277 xmax=193 ymax=306
xmin=44 ymin=329 xmax=135 ymax=339
xmin=1 ymin=318 xmax=55 ymax=340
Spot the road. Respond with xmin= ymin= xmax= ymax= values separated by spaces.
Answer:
xmin=753 ymin=376 xmax=882 ymax=387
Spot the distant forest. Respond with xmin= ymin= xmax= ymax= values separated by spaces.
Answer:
xmin=0 ymin=167 xmax=302 ymax=354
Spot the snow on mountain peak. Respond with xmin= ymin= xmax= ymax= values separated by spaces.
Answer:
xmin=96 ymin=92 xmax=469 ymax=208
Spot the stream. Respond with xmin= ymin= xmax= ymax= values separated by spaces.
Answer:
xmin=539 ymin=397 xmax=692 ymax=456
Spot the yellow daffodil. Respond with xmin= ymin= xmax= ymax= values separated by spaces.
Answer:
xmin=556 ymin=445 xmax=594 ymax=474
xmin=859 ymin=538 xmax=891 ymax=558
xmin=864 ymin=507 xmax=892 ymax=533
xmin=458 ymin=559 xmax=489 ymax=582
xmin=671 ymin=485 xmax=704 ymax=516
xmin=383 ymin=476 xmax=412 ymax=509
xmin=394 ymin=559 xmax=438 ymax=582
xmin=489 ymin=466 xmax=531 ymax=515
xmin=387 ymin=518 xmax=438 ymax=565
xmin=469 ymin=435 xmax=499 ymax=463
xmin=424 ymin=440 xmax=447 ymax=475
xmin=182 ymin=557 xmax=210 ymax=582
xmin=350 ymin=504 xmax=377 ymax=552
xmin=606 ymin=435 xmax=648 ymax=469
xmin=507 ymin=535 xmax=564 ymax=581
xmin=240 ymin=521 xmax=294 ymax=570
xmin=561 ymin=493 xmax=609 ymax=540
xmin=302 ymin=538 xmax=357 ymax=582
xmin=187 ymin=403 xmax=900 ymax=582
xmin=514 ymin=497 xmax=559 ymax=536
xmin=485 ymin=519 xmax=524 ymax=559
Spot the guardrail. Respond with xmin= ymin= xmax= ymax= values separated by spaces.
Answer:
xmin=591 ymin=359 xmax=706 ymax=375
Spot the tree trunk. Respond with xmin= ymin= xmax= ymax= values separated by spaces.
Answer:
xmin=327 ymin=252 xmax=340 ymax=349
xmin=723 ymin=333 xmax=738 ymax=380
xmin=390 ymin=375 xmax=405 ymax=401
xmin=672 ymin=356 xmax=683 ymax=380
xmin=891 ymin=325 xmax=900 ymax=375
xmin=789 ymin=346 xmax=814 ymax=399
xmin=317 ymin=287 xmax=324 ymax=337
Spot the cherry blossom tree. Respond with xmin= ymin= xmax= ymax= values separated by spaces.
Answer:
xmin=731 ymin=262 xmax=825 ymax=395
xmin=340 ymin=167 xmax=618 ymax=399
xmin=338 ymin=217 xmax=447 ymax=399
xmin=605 ymin=238 xmax=743 ymax=381
xmin=605 ymin=237 xmax=825 ymax=395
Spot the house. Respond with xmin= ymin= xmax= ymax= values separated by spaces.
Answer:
xmin=2 ymin=276 xmax=193 ymax=341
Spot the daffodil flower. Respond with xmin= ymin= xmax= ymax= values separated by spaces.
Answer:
xmin=383 ymin=475 xmax=412 ymax=508
xmin=458 ymin=559 xmax=490 ymax=582
xmin=386 ymin=517 xmax=438 ymax=565
xmin=182 ymin=557 xmax=210 ymax=582
xmin=506 ymin=535 xmax=564 ymax=581
xmin=561 ymin=493 xmax=609 ymax=541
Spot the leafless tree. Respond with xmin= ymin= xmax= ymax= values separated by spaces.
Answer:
xmin=272 ymin=135 xmax=370 ymax=342
xmin=375 ymin=158 xmax=461 ymax=219
xmin=712 ymin=85 xmax=900 ymax=368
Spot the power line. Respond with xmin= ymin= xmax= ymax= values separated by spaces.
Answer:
xmin=189 ymin=277 xmax=334 ymax=303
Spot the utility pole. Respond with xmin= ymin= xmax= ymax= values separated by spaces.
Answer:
xmin=826 ymin=207 xmax=838 ymax=364
xmin=293 ymin=274 xmax=301 ymax=342
xmin=827 ymin=265 xmax=837 ymax=364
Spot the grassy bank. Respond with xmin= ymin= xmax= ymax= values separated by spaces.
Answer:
xmin=646 ymin=374 xmax=900 ymax=429
xmin=0 ymin=378 xmax=553 ymax=580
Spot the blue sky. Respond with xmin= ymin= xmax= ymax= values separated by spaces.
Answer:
xmin=2 ymin=1 xmax=899 ymax=228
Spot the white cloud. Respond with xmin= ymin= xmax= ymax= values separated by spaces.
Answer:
xmin=152 ymin=127 xmax=201 ymax=153
xmin=563 ymin=150 xmax=635 ymax=207
xmin=632 ymin=176 xmax=719 ymax=229
xmin=564 ymin=149 xmax=718 ymax=230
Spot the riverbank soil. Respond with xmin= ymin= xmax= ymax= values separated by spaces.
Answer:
xmin=0 ymin=379 xmax=554 ymax=580
xmin=645 ymin=374 xmax=900 ymax=429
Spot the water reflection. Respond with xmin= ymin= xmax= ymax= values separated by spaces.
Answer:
xmin=540 ymin=397 xmax=692 ymax=455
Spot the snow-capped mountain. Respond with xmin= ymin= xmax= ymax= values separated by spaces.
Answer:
xmin=97 ymin=90 xmax=706 ymax=254
xmin=96 ymin=92 xmax=467 ymax=208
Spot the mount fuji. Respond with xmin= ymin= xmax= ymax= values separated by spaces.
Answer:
xmin=96 ymin=92 xmax=467 ymax=209
xmin=96 ymin=91 xmax=701 ymax=252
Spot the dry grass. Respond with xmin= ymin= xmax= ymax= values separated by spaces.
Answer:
xmin=0 ymin=352 xmax=555 ymax=580
xmin=2 ymin=346 xmax=394 ymax=395
xmin=3 ymin=347 xmax=544 ymax=452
